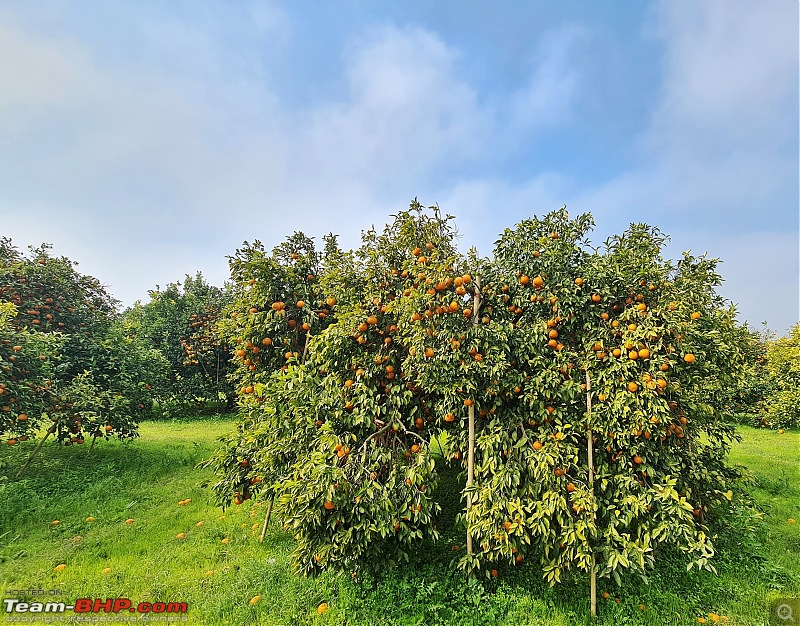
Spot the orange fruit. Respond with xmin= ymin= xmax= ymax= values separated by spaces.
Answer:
xmin=684 ymin=353 xmax=696 ymax=363
xmin=532 ymin=276 xmax=544 ymax=288
xmin=627 ymin=382 xmax=639 ymax=393
xmin=323 ymin=501 xmax=335 ymax=510
xmin=520 ymin=275 xmax=530 ymax=285
xmin=317 ymin=603 xmax=329 ymax=614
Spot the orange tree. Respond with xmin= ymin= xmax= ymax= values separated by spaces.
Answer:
xmin=762 ymin=322 xmax=800 ymax=429
xmin=457 ymin=211 xmax=747 ymax=615
xmin=123 ymin=273 xmax=232 ymax=412
xmin=207 ymin=207 xmax=465 ymax=572
xmin=0 ymin=239 xmax=159 ymax=453
xmin=207 ymin=233 xmax=338 ymax=515
xmin=0 ymin=301 xmax=58 ymax=447
xmin=207 ymin=204 xmax=749 ymax=606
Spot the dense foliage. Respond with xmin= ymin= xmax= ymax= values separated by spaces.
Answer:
xmin=762 ymin=323 xmax=800 ymax=429
xmin=206 ymin=202 xmax=753 ymax=597
xmin=122 ymin=273 xmax=233 ymax=413
xmin=0 ymin=239 xmax=160 ymax=448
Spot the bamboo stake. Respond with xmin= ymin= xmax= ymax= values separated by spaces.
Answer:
xmin=586 ymin=370 xmax=596 ymax=618
xmin=466 ymin=277 xmax=482 ymax=556
xmin=259 ymin=495 xmax=275 ymax=543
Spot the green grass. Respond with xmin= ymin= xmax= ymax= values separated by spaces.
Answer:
xmin=0 ymin=419 xmax=798 ymax=625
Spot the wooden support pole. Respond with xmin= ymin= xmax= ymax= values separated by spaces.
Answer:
xmin=586 ymin=370 xmax=597 ymax=618
xmin=466 ymin=277 xmax=482 ymax=556
xmin=259 ymin=495 xmax=275 ymax=543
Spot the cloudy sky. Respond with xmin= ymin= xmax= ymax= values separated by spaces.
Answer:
xmin=1 ymin=1 xmax=797 ymax=334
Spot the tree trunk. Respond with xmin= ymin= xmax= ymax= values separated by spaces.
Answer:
xmin=17 ymin=423 xmax=57 ymax=478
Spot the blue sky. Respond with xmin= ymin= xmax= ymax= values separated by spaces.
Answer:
xmin=1 ymin=1 xmax=797 ymax=334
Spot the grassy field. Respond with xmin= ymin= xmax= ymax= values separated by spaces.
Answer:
xmin=0 ymin=416 xmax=797 ymax=625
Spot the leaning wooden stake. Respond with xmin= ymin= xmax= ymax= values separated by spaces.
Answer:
xmin=17 ymin=423 xmax=57 ymax=478
xmin=259 ymin=495 xmax=275 ymax=543
xmin=586 ymin=370 xmax=597 ymax=618
xmin=466 ymin=277 xmax=482 ymax=556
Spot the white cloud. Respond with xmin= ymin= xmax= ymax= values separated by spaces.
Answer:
xmin=669 ymin=230 xmax=799 ymax=335
xmin=0 ymin=19 xmax=90 ymax=122
xmin=650 ymin=0 xmax=796 ymax=154
xmin=5 ymin=0 xmax=790 ymax=338
xmin=509 ymin=25 xmax=582 ymax=132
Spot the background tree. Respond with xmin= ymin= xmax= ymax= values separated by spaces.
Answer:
xmin=123 ymin=273 xmax=233 ymax=412
xmin=762 ymin=323 xmax=800 ymax=429
xmin=0 ymin=238 xmax=156 ymax=452
xmin=0 ymin=301 xmax=59 ymax=445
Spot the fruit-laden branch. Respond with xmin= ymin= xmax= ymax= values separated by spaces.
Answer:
xmin=359 ymin=421 xmax=394 ymax=454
